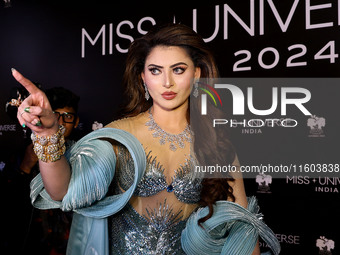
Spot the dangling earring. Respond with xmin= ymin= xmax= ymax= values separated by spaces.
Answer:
xmin=193 ymin=81 xmax=199 ymax=98
xmin=144 ymin=83 xmax=150 ymax=100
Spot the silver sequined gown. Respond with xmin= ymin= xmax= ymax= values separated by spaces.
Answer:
xmin=108 ymin=145 xmax=202 ymax=254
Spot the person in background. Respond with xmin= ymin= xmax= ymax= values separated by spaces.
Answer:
xmin=1 ymin=86 xmax=80 ymax=255
xmin=10 ymin=23 xmax=280 ymax=255
xmin=20 ymin=87 xmax=80 ymax=176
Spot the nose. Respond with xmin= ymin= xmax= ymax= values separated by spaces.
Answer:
xmin=163 ymin=71 xmax=174 ymax=88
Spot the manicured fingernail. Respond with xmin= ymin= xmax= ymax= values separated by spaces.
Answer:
xmin=24 ymin=107 xmax=30 ymax=113
xmin=22 ymin=123 xmax=26 ymax=128
xmin=11 ymin=68 xmax=16 ymax=73
xmin=35 ymin=121 xmax=42 ymax=127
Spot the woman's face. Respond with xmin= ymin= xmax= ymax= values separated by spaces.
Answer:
xmin=141 ymin=45 xmax=200 ymax=111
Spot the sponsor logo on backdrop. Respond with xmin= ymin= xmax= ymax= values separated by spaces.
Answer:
xmin=81 ymin=1 xmax=340 ymax=62
xmin=316 ymin=236 xmax=334 ymax=255
xmin=256 ymin=172 xmax=272 ymax=193
xmin=81 ymin=17 xmax=156 ymax=57
xmin=0 ymin=124 xmax=16 ymax=136
xmin=260 ymin=233 xmax=300 ymax=248
xmin=92 ymin=121 xmax=103 ymax=131
xmin=0 ymin=161 xmax=5 ymax=171
xmin=308 ymin=115 xmax=326 ymax=137
xmin=286 ymin=176 xmax=339 ymax=193
xmin=3 ymin=0 xmax=11 ymax=8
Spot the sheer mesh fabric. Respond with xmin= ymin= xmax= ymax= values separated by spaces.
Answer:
xmin=105 ymin=112 xmax=202 ymax=254
xmin=106 ymin=111 xmax=201 ymax=222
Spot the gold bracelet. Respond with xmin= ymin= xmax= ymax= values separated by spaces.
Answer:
xmin=31 ymin=125 xmax=66 ymax=162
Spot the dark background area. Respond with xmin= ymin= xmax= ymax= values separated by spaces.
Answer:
xmin=0 ymin=0 xmax=339 ymax=254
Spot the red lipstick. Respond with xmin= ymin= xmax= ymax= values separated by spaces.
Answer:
xmin=162 ymin=92 xmax=177 ymax=100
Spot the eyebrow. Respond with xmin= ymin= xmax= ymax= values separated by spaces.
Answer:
xmin=147 ymin=62 xmax=188 ymax=69
xmin=54 ymin=111 xmax=76 ymax=115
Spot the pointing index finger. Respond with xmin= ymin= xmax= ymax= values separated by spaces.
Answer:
xmin=11 ymin=68 xmax=41 ymax=95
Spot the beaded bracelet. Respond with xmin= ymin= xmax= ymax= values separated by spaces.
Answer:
xmin=31 ymin=125 xmax=66 ymax=162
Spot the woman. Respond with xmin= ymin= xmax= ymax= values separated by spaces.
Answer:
xmin=13 ymin=23 xmax=279 ymax=254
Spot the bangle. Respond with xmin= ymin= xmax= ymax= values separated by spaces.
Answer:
xmin=31 ymin=125 xmax=66 ymax=162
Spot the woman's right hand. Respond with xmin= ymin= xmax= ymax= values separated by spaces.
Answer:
xmin=12 ymin=68 xmax=59 ymax=136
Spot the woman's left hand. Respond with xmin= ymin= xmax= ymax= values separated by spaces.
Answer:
xmin=12 ymin=68 xmax=59 ymax=136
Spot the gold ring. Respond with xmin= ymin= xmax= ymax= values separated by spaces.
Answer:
xmin=9 ymin=99 xmax=22 ymax=107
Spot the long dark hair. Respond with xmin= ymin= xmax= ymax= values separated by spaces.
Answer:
xmin=118 ymin=23 xmax=236 ymax=223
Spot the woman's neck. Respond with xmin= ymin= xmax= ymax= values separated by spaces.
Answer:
xmin=150 ymin=104 xmax=188 ymax=134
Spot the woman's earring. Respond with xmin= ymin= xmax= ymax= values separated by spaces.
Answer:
xmin=144 ymin=83 xmax=150 ymax=100
xmin=193 ymin=81 xmax=199 ymax=98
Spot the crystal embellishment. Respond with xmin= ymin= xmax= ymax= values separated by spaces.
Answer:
xmin=145 ymin=109 xmax=193 ymax=152
xmin=166 ymin=184 xmax=174 ymax=192
xmin=193 ymin=82 xmax=199 ymax=98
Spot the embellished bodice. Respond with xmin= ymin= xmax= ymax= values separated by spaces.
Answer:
xmin=109 ymin=202 xmax=187 ymax=254
xmin=109 ymin=144 xmax=203 ymax=254
xmin=115 ymin=145 xmax=202 ymax=204
xmin=104 ymin=112 xmax=204 ymax=254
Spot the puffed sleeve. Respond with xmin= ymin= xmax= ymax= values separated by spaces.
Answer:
xmin=181 ymin=196 xmax=281 ymax=255
xmin=30 ymin=128 xmax=146 ymax=219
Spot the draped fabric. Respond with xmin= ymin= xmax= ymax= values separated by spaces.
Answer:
xmin=181 ymin=197 xmax=281 ymax=255
xmin=30 ymin=128 xmax=147 ymax=255
xmin=29 ymin=127 xmax=280 ymax=255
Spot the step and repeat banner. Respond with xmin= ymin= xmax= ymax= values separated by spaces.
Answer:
xmin=0 ymin=0 xmax=339 ymax=254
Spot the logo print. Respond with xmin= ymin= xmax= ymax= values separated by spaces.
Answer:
xmin=3 ymin=0 xmax=11 ymax=8
xmin=194 ymin=80 xmax=312 ymax=116
xmin=316 ymin=236 xmax=334 ymax=255
xmin=308 ymin=115 xmax=326 ymax=137
xmin=92 ymin=121 xmax=103 ymax=131
xmin=256 ymin=172 xmax=272 ymax=193
xmin=194 ymin=81 xmax=222 ymax=115
xmin=194 ymin=81 xmax=223 ymax=106
xmin=0 ymin=161 xmax=5 ymax=172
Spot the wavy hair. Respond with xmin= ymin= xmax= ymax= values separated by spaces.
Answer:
xmin=118 ymin=23 xmax=236 ymax=223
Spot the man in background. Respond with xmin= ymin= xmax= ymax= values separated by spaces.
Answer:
xmin=1 ymin=86 xmax=80 ymax=255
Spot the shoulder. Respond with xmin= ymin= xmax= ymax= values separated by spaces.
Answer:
xmin=105 ymin=112 xmax=147 ymax=134
xmin=105 ymin=117 xmax=130 ymax=130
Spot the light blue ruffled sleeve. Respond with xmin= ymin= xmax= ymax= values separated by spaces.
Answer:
xmin=30 ymin=127 xmax=146 ymax=218
xmin=181 ymin=196 xmax=281 ymax=255
xmin=29 ymin=128 xmax=147 ymax=255
xmin=29 ymin=127 xmax=279 ymax=255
